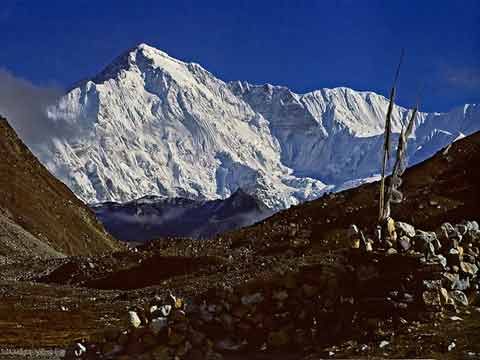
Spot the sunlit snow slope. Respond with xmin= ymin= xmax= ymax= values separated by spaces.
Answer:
xmin=38 ymin=44 xmax=479 ymax=209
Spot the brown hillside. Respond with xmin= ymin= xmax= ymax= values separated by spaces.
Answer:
xmin=222 ymin=131 xmax=480 ymax=253
xmin=1 ymin=130 xmax=479 ymax=359
xmin=0 ymin=116 xmax=122 ymax=258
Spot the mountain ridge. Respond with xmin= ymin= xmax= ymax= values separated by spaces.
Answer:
xmin=30 ymin=43 xmax=479 ymax=210
xmin=92 ymin=188 xmax=273 ymax=242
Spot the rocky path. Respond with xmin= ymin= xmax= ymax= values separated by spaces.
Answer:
xmin=0 ymin=348 xmax=65 ymax=360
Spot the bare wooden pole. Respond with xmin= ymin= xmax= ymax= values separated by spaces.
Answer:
xmin=378 ymin=87 xmax=395 ymax=221
xmin=378 ymin=50 xmax=404 ymax=223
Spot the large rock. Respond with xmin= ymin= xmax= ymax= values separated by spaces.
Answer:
xmin=465 ymin=230 xmax=480 ymax=243
xmin=414 ymin=230 xmax=438 ymax=255
xmin=432 ymin=254 xmax=447 ymax=269
xmin=396 ymin=222 xmax=416 ymax=238
xmin=398 ymin=236 xmax=412 ymax=252
xmin=386 ymin=247 xmax=398 ymax=255
xmin=450 ymin=290 xmax=469 ymax=306
xmin=439 ymin=288 xmax=455 ymax=307
xmin=151 ymin=304 xmax=172 ymax=318
xmin=453 ymin=276 xmax=470 ymax=291
xmin=442 ymin=273 xmax=459 ymax=290
xmin=464 ymin=253 xmax=477 ymax=264
xmin=460 ymin=261 xmax=478 ymax=276
xmin=128 ymin=311 xmax=142 ymax=328
xmin=438 ymin=223 xmax=461 ymax=248
xmin=465 ymin=221 xmax=479 ymax=232
xmin=439 ymin=223 xmax=455 ymax=238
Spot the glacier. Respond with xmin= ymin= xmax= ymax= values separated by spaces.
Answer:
xmin=35 ymin=43 xmax=479 ymax=209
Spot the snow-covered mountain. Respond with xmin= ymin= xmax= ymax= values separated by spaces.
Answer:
xmin=38 ymin=43 xmax=479 ymax=209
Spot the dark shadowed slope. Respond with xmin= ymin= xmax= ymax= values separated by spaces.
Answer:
xmin=92 ymin=188 xmax=274 ymax=242
xmin=0 ymin=116 xmax=122 ymax=259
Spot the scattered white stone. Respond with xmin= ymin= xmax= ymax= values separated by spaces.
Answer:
xmin=128 ymin=310 xmax=141 ymax=328
xmin=448 ymin=341 xmax=456 ymax=352
xmin=379 ymin=340 xmax=390 ymax=349
xmin=386 ymin=248 xmax=397 ymax=255
xmin=396 ymin=222 xmax=416 ymax=237
xmin=74 ymin=343 xmax=86 ymax=357
xmin=159 ymin=304 xmax=172 ymax=317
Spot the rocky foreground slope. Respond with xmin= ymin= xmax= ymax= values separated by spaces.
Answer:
xmin=1 ymin=131 xmax=479 ymax=359
xmin=25 ymin=43 xmax=479 ymax=209
xmin=0 ymin=116 xmax=122 ymax=261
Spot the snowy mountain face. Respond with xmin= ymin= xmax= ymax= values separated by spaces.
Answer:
xmin=229 ymin=83 xmax=479 ymax=184
xmin=38 ymin=43 xmax=480 ymax=210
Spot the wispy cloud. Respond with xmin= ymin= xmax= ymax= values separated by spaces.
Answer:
xmin=444 ymin=65 xmax=480 ymax=89
xmin=0 ymin=69 xmax=64 ymax=148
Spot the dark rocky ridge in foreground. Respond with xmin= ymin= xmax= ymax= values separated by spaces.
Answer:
xmin=0 ymin=116 xmax=122 ymax=260
xmin=221 ymin=131 xmax=480 ymax=255
xmin=0 ymin=130 xmax=479 ymax=359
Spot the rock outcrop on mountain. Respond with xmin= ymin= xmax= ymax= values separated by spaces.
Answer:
xmin=0 ymin=116 xmax=122 ymax=260
xmin=92 ymin=188 xmax=274 ymax=242
xmin=25 ymin=44 xmax=479 ymax=210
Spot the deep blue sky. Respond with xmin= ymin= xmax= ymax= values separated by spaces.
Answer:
xmin=1 ymin=0 xmax=479 ymax=112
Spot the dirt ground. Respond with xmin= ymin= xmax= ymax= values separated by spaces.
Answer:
xmin=0 ymin=133 xmax=479 ymax=358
